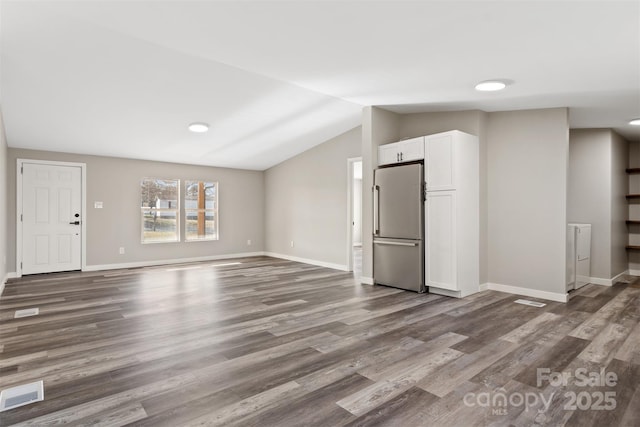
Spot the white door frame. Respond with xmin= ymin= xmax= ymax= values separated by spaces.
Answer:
xmin=16 ymin=159 xmax=87 ymax=278
xmin=346 ymin=157 xmax=362 ymax=271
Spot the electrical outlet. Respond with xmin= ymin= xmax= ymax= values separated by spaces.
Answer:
xmin=247 ymin=239 xmax=252 ymax=246
xmin=290 ymin=241 xmax=295 ymax=248
xmin=119 ymin=247 xmax=125 ymax=255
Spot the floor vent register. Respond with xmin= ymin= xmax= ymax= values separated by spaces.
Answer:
xmin=0 ymin=381 xmax=44 ymax=412
xmin=514 ymin=299 xmax=546 ymax=308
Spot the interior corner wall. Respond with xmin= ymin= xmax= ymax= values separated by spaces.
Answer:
xmin=361 ymin=107 xmax=401 ymax=280
xmin=609 ymin=131 xmax=629 ymax=278
xmin=397 ymin=109 xmax=488 ymax=284
xmin=568 ymin=129 xmax=613 ymax=279
xmin=0 ymin=109 xmax=8 ymax=288
xmin=629 ymin=142 xmax=640 ymax=272
xmin=264 ymin=126 xmax=361 ymax=269
xmin=487 ymin=108 xmax=569 ymax=295
xmin=7 ymin=149 xmax=265 ymax=271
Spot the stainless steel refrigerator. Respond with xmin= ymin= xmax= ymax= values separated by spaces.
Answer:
xmin=373 ymin=163 xmax=425 ymax=293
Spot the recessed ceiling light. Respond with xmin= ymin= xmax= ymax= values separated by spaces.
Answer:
xmin=475 ymin=80 xmax=507 ymax=92
xmin=188 ymin=122 xmax=209 ymax=133
xmin=630 ymin=119 xmax=640 ymax=126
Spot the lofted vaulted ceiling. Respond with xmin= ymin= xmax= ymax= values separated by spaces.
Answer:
xmin=1 ymin=1 xmax=639 ymax=170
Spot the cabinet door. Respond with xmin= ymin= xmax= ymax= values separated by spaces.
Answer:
xmin=398 ymin=137 xmax=425 ymax=162
xmin=378 ymin=143 xmax=400 ymax=166
xmin=426 ymin=191 xmax=457 ymax=291
xmin=426 ymin=133 xmax=455 ymax=191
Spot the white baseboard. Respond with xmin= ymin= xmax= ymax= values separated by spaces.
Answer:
xmin=360 ymin=276 xmax=374 ymax=285
xmin=6 ymin=272 xmax=18 ymax=279
xmin=429 ymin=287 xmax=461 ymax=298
xmin=263 ymin=252 xmax=348 ymax=272
xmin=588 ymin=270 xmax=630 ymax=287
xmin=486 ymin=282 xmax=568 ymax=303
xmin=628 ymin=269 xmax=640 ymax=276
xmin=479 ymin=282 xmax=489 ymax=291
xmin=84 ymin=252 xmax=266 ymax=272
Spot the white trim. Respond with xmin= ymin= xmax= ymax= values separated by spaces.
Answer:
xmin=16 ymin=159 xmax=87 ymax=278
xmin=346 ymin=157 xmax=363 ymax=272
xmin=588 ymin=277 xmax=613 ymax=287
xmin=429 ymin=287 xmax=461 ymax=298
xmin=264 ymin=252 xmax=348 ymax=272
xmin=84 ymin=252 xmax=264 ymax=272
xmin=479 ymin=282 xmax=489 ymax=291
xmin=628 ymin=269 xmax=640 ymax=276
xmin=360 ymin=276 xmax=374 ymax=285
xmin=6 ymin=272 xmax=18 ymax=279
xmin=486 ymin=282 xmax=568 ymax=303
xmin=587 ymin=270 xmax=629 ymax=287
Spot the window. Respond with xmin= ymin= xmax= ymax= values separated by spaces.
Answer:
xmin=140 ymin=178 xmax=179 ymax=243
xmin=185 ymin=181 xmax=218 ymax=241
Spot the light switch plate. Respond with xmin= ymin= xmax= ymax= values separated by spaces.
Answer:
xmin=94 ymin=201 xmax=103 ymax=209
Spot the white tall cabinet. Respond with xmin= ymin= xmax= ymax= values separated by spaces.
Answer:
xmin=425 ymin=130 xmax=479 ymax=298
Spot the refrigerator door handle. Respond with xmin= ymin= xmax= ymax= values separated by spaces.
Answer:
xmin=373 ymin=185 xmax=380 ymax=235
xmin=373 ymin=239 xmax=418 ymax=247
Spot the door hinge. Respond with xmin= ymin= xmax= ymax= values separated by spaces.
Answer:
xmin=20 ymin=262 xmax=22 ymax=269
xmin=21 ymin=166 xmax=23 ymax=174
xmin=20 ymin=214 xmax=23 ymax=222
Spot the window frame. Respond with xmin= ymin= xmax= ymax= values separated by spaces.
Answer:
xmin=184 ymin=180 xmax=219 ymax=242
xmin=140 ymin=177 xmax=181 ymax=244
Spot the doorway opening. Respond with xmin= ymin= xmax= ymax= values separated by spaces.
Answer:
xmin=347 ymin=157 xmax=363 ymax=278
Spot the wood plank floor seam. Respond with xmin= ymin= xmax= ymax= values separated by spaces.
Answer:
xmin=0 ymin=256 xmax=638 ymax=426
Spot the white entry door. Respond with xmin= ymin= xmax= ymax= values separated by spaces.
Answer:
xmin=21 ymin=162 xmax=83 ymax=274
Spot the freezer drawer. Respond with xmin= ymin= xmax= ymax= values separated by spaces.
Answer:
xmin=373 ymin=238 xmax=424 ymax=293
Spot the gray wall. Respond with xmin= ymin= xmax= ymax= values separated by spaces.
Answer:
xmin=264 ymin=127 xmax=361 ymax=268
xmin=0 ymin=110 xmax=7 ymax=284
xmin=487 ymin=108 xmax=569 ymax=295
xmin=568 ymin=129 xmax=614 ymax=279
xmin=568 ymin=129 xmax=628 ymax=280
xmin=611 ymin=131 xmax=629 ymax=277
xmin=7 ymin=149 xmax=264 ymax=270
xmin=629 ymin=142 xmax=640 ymax=272
xmin=361 ymin=107 xmax=401 ymax=279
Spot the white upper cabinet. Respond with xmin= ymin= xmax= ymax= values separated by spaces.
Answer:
xmin=425 ymin=133 xmax=455 ymax=191
xmin=378 ymin=136 xmax=425 ymax=166
xmin=425 ymin=130 xmax=479 ymax=192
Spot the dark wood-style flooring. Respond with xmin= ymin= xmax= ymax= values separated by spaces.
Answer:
xmin=1 ymin=256 xmax=639 ymax=426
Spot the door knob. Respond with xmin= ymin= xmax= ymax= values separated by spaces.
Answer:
xmin=69 ymin=221 xmax=80 ymax=225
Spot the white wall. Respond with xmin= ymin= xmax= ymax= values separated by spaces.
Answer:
xmin=487 ymin=108 xmax=569 ymax=297
xmin=7 ymin=149 xmax=264 ymax=270
xmin=264 ymin=127 xmax=361 ymax=269
xmin=0 ymin=110 xmax=8 ymax=292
